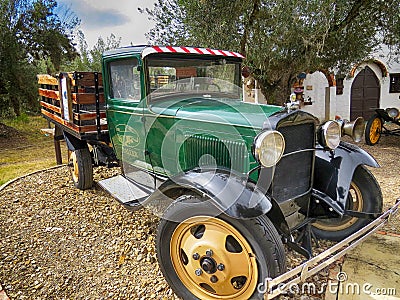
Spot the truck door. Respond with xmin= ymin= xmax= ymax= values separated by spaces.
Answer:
xmin=104 ymin=56 xmax=155 ymax=193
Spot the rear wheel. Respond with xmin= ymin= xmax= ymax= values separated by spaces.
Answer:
xmin=68 ymin=148 xmax=93 ymax=190
xmin=365 ymin=114 xmax=382 ymax=145
xmin=156 ymin=196 xmax=286 ymax=299
xmin=312 ymin=166 xmax=382 ymax=241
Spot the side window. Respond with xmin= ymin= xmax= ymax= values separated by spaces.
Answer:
xmin=389 ymin=73 xmax=400 ymax=93
xmin=109 ymin=58 xmax=141 ymax=100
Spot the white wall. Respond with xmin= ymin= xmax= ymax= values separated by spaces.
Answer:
xmin=301 ymin=54 xmax=400 ymax=121
xmin=335 ymin=77 xmax=352 ymax=120
xmin=301 ymin=71 xmax=329 ymax=121
xmin=381 ymin=61 xmax=400 ymax=108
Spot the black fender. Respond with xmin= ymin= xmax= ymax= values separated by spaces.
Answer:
xmin=63 ymin=131 xmax=88 ymax=151
xmin=374 ymin=108 xmax=393 ymax=122
xmin=313 ymin=141 xmax=379 ymax=211
xmin=146 ymin=168 xmax=290 ymax=235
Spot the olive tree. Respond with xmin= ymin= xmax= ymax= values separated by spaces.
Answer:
xmin=141 ymin=0 xmax=400 ymax=103
xmin=0 ymin=0 xmax=78 ymax=116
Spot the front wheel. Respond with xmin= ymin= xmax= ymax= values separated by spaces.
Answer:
xmin=157 ymin=196 xmax=286 ymax=300
xmin=312 ymin=166 xmax=382 ymax=241
xmin=365 ymin=114 xmax=382 ymax=145
xmin=68 ymin=148 xmax=93 ymax=190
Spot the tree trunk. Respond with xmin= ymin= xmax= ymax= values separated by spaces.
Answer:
xmin=258 ymin=72 xmax=295 ymax=106
xmin=11 ymin=95 xmax=20 ymax=117
xmin=239 ymin=0 xmax=260 ymax=55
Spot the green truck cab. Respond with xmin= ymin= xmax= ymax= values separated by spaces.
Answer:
xmin=38 ymin=45 xmax=397 ymax=299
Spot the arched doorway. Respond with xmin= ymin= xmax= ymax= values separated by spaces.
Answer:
xmin=350 ymin=66 xmax=380 ymax=120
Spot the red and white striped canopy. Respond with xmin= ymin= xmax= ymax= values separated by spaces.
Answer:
xmin=142 ymin=46 xmax=244 ymax=59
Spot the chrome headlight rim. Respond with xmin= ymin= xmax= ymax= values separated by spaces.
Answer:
xmin=318 ymin=120 xmax=341 ymax=150
xmin=253 ymin=130 xmax=285 ymax=168
xmin=386 ymin=107 xmax=399 ymax=119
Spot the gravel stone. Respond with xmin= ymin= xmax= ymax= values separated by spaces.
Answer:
xmin=1 ymin=134 xmax=399 ymax=299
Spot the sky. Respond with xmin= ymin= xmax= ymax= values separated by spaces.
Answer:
xmin=58 ymin=0 xmax=156 ymax=48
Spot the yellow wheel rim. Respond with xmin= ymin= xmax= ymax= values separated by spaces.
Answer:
xmin=313 ymin=182 xmax=363 ymax=231
xmin=170 ymin=216 xmax=258 ymax=299
xmin=69 ymin=151 xmax=79 ymax=183
xmin=369 ymin=117 xmax=382 ymax=144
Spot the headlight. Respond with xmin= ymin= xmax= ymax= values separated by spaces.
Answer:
xmin=254 ymin=130 xmax=285 ymax=167
xmin=318 ymin=121 xmax=341 ymax=150
xmin=386 ymin=108 xmax=399 ymax=119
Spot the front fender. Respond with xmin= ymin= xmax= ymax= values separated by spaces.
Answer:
xmin=149 ymin=169 xmax=291 ymax=235
xmin=148 ymin=169 xmax=271 ymax=219
xmin=314 ymin=141 xmax=379 ymax=210
xmin=144 ymin=169 xmax=290 ymax=235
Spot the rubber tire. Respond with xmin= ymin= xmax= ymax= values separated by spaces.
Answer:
xmin=69 ymin=148 xmax=93 ymax=190
xmin=312 ymin=166 xmax=382 ymax=241
xmin=156 ymin=196 xmax=286 ymax=300
xmin=365 ymin=114 xmax=382 ymax=145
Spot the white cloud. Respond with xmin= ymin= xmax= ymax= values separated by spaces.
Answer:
xmin=59 ymin=0 xmax=155 ymax=48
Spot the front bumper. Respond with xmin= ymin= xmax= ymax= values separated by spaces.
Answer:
xmin=264 ymin=199 xmax=400 ymax=299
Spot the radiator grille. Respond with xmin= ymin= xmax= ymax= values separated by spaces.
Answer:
xmin=271 ymin=123 xmax=315 ymax=202
xmin=183 ymin=135 xmax=248 ymax=173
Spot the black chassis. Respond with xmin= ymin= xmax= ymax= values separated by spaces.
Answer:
xmin=54 ymin=124 xmax=117 ymax=167
xmin=374 ymin=108 xmax=400 ymax=137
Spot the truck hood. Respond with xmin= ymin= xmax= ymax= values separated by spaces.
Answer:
xmin=149 ymin=97 xmax=283 ymax=129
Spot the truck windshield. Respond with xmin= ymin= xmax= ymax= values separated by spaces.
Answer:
xmin=146 ymin=56 xmax=242 ymax=101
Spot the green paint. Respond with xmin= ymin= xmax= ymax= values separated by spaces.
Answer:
xmin=102 ymin=47 xmax=284 ymax=179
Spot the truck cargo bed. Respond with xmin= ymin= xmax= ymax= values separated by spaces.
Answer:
xmin=38 ymin=71 xmax=109 ymax=141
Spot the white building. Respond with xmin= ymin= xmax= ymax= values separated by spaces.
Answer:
xmin=301 ymin=54 xmax=400 ymax=122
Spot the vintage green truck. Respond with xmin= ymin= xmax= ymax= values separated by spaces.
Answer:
xmin=38 ymin=45 xmax=399 ymax=299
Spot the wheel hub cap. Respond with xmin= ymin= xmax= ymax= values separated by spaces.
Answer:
xmin=201 ymin=256 xmax=217 ymax=274
xmin=170 ymin=216 xmax=258 ymax=299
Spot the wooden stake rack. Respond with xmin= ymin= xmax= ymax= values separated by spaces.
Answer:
xmin=38 ymin=71 xmax=108 ymax=140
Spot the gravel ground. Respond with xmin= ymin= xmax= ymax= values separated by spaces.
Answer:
xmin=0 ymin=134 xmax=399 ymax=300
xmin=353 ymin=131 xmax=400 ymax=235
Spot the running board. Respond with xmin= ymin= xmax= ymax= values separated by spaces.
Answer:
xmin=98 ymin=175 xmax=149 ymax=210
xmin=263 ymin=199 xmax=400 ymax=299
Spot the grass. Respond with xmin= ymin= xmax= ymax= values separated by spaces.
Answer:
xmin=0 ymin=114 xmax=68 ymax=186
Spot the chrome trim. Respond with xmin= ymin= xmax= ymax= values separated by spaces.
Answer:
xmin=281 ymin=148 xmax=315 ymax=157
xmin=254 ymin=130 xmax=285 ymax=168
xmin=319 ymin=121 xmax=341 ymax=150
xmin=263 ymin=199 xmax=400 ymax=299
xmin=386 ymin=107 xmax=399 ymax=119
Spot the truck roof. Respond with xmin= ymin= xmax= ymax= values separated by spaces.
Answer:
xmin=103 ymin=45 xmax=244 ymax=59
